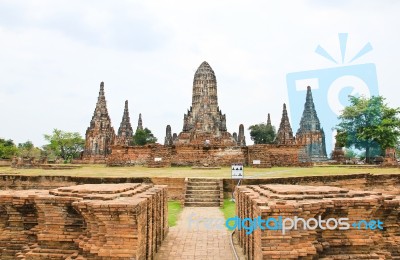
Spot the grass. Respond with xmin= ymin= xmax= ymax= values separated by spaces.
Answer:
xmin=168 ymin=200 xmax=183 ymax=227
xmin=220 ymin=198 xmax=236 ymax=220
xmin=1 ymin=164 xmax=400 ymax=178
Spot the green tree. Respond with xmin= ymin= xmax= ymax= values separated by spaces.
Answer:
xmin=18 ymin=141 xmax=42 ymax=159
xmin=0 ymin=138 xmax=18 ymax=159
xmin=344 ymin=148 xmax=357 ymax=160
xmin=336 ymin=95 xmax=400 ymax=163
xmin=248 ymin=123 xmax=276 ymax=144
xmin=44 ymin=129 xmax=85 ymax=161
xmin=133 ymin=128 xmax=157 ymax=145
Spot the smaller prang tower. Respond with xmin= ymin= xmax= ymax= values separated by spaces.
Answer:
xmin=296 ymin=86 xmax=327 ymax=161
xmin=83 ymin=82 xmax=116 ymax=161
xmin=276 ymin=104 xmax=295 ymax=145
xmin=116 ymin=100 xmax=134 ymax=146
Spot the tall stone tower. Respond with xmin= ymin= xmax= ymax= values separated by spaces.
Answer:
xmin=267 ymin=113 xmax=272 ymax=127
xmin=176 ymin=61 xmax=235 ymax=146
xmin=137 ymin=113 xmax=143 ymax=131
xmin=116 ymin=100 xmax=133 ymax=146
xmin=164 ymin=125 xmax=173 ymax=146
xmin=237 ymin=124 xmax=246 ymax=146
xmin=276 ymin=103 xmax=295 ymax=145
xmin=83 ymin=82 xmax=116 ymax=161
xmin=296 ymin=86 xmax=327 ymax=161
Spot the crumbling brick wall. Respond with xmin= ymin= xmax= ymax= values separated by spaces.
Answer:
xmin=235 ymin=184 xmax=400 ymax=259
xmin=0 ymin=183 xmax=168 ymax=260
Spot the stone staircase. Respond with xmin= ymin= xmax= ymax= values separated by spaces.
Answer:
xmin=184 ymin=178 xmax=223 ymax=207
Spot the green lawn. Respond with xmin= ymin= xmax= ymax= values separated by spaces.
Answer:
xmin=168 ymin=200 xmax=183 ymax=227
xmin=1 ymin=164 xmax=400 ymax=178
xmin=220 ymin=199 xmax=236 ymax=220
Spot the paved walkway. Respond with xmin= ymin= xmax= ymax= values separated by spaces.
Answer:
xmin=155 ymin=207 xmax=237 ymax=260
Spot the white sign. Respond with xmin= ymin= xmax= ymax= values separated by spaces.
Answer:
xmin=253 ymin=160 xmax=261 ymax=165
xmin=154 ymin=157 xmax=162 ymax=162
xmin=231 ymin=163 xmax=244 ymax=179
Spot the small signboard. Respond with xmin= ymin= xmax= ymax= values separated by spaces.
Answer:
xmin=231 ymin=163 xmax=244 ymax=179
xmin=154 ymin=157 xmax=162 ymax=162
xmin=253 ymin=160 xmax=261 ymax=165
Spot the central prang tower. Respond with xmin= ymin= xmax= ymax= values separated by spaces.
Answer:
xmin=176 ymin=61 xmax=235 ymax=146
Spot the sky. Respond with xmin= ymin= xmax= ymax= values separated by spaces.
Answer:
xmin=1 ymin=0 xmax=400 ymax=154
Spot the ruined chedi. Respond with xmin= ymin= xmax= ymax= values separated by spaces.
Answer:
xmin=116 ymin=100 xmax=134 ymax=146
xmin=136 ymin=113 xmax=143 ymax=131
xmin=275 ymin=103 xmax=296 ymax=145
xmin=164 ymin=125 xmax=173 ymax=146
xmin=83 ymin=82 xmax=116 ymax=162
xmin=237 ymin=124 xmax=246 ymax=146
xmin=175 ymin=61 xmax=236 ymax=146
xmin=296 ymin=86 xmax=327 ymax=161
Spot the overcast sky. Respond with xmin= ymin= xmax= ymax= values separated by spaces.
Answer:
xmin=1 ymin=0 xmax=400 ymax=153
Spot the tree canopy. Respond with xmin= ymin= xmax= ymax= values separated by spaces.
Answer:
xmin=18 ymin=141 xmax=42 ymax=159
xmin=44 ymin=129 xmax=85 ymax=161
xmin=336 ymin=95 xmax=400 ymax=162
xmin=0 ymin=138 xmax=18 ymax=159
xmin=248 ymin=123 xmax=276 ymax=144
xmin=133 ymin=128 xmax=157 ymax=145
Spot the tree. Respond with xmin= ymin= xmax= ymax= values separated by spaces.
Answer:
xmin=248 ymin=123 xmax=276 ymax=144
xmin=133 ymin=128 xmax=157 ymax=145
xmin=18 ymin=141 xmax=42 ymax=159
xmin=0 ymin=138 xmax=18 ymax=159
xmin=336 ymin=95 xmax=400 ymax=163
xmin=344 ymin=148 xmax=357 ymax=160
xmin=44 ymin=129 xmax=85 ymax=161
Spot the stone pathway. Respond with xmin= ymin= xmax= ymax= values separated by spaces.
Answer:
xmin=155 ymin=207 xmax=237 ymax=260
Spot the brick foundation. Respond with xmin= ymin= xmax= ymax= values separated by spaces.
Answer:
xmin=107 ymin=144 xmax=308 ymax=167
xmin=0 ymin=183 xmax=168 ymax=260
xmin=235 ymin=184 xmax=400 ymax=259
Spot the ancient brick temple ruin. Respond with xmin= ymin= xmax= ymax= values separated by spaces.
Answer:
xmin=235 ymin=184 xmax=400 ymax=259
xmin=276 ymin=104 xmax=296 ymax=145
xmin=0 ymin=183 xmax=168 ymax=260
xmin=295 ymin=86 xmax=327 ymax=161
xmin=116 ymin=100 xmax=134 ymax=146
xmin=83 ymin=82 xmax=116 ymax=163
xmin=83 ymin=61 xmax=328 ymax=167
xmin=82 ymin=83 xmax=142 ymax=163
xmin=174 ymin=61 xmax=236 ymax=146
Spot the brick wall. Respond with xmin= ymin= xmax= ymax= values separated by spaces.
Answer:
xmin=0 ymin=183 xmax=168 ymax=260
xmin=107 ymin=144 xmax=310 ymax=167
xmin=235 ymin=184 xmax=400 ymax=259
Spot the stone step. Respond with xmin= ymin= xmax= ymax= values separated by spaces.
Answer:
xmin=187 ymin=181 xmax=220 ymax=186
xmin=184 ymin=197 xmax=220 ymax=202
xmin=185 ymin=193 xmax=219 ymax=198
xmin=184 ymin=202 xmax=220 ymax=207
xmin=186 ymin=185 xmax=219 ymax=191
xmin=185 ymin=190 xmax=220 ymax=195
xmin=187 ymin=178 xmax=220 ymax=183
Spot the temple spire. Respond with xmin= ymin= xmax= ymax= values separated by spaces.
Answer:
xmin=267 ymin=113 xmax=272 ymax=127
xmin=117 ymin=100 xmax=133 ymax=145
xmin=297 ymin=86 xmax=321 ymax=133
xmin=164 ymin=125 xmax=173 ymax=146
xmin=137 ymin=113 xmax=143 ymax=131
xmin=276 ymin=103 xmax=295 ymax=145
xmin=83 ymin=81 xmax=116 ymax=160
xmin=237 ymin=124 xmax=246 ymax=146
xmin=295 ymin=86 xmax=327 ymax=161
